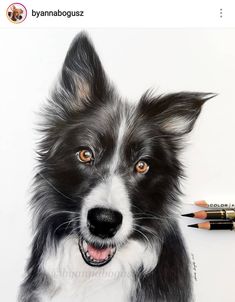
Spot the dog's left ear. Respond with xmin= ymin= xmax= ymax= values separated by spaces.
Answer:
xmin=60 ymin=32 xmax=108 ymax=108
xmin=139 ymin=92 xmax=216 ymax=135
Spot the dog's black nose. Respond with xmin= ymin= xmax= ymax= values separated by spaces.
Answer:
xmin=87 ymin=207 xmax=123 ymax=239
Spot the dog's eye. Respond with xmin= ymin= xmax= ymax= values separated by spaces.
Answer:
xmin=76 ymin=150 xmax=93 ymax=163
xmin=135 ymin=161 xmax=149 ymax=174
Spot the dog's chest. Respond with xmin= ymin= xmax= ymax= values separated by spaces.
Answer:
xmin=39 ymin=237 xmax=140 ymax=302
xmin=40 ymin=277 xmax=130 ymax=302
xmin=39 ymin=237 xmax=157 ymax=302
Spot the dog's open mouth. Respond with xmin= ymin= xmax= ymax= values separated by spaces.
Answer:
xmin=78 ymin=238 xmax=116 ymax=267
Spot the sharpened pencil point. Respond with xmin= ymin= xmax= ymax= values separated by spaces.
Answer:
xmin=188 ymin=224 xmax=198 ymax=228
xmin=182 ymin=213 xmax=194 ymax=217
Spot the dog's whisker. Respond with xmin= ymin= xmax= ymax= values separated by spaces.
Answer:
xmin=132 ymin=205 xmax=178 ymax=221
xmin=132 ymin=227 xmax=152 ymax=247
xmin=64 ymin=216 xmax=81 ymax=231
xmin=70 ymin=224 xmax=81 ymax=236
xmin=135 ymin=225 xmax=161 ymax=240
xmin=133 ymin=216 xmax=168 ymax=221
xmin=53 ymin=221 xmax=73 ymax=237
xmin=38 ymin=172 xmax=82 ymax=203
xmin=132 ymin=223 xmax=159 ymax=237
xmin=52 ymin=214 xmax=81 ymax=237
xmin=43 ymin=210 xmax=78 ymax=220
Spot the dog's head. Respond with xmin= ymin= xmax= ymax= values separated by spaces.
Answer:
xmin=36 ymin=33 xmax=215 ymax=267
xmin=9 ymin=5 xmax=23 ymax=21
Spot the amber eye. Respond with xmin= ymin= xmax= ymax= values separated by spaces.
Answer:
xmin=76 ymin=149 xmax=93 ymax=163
xmin=135 ymin=161 xmax=149 ymax=174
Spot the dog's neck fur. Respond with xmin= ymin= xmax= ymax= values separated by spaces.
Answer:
xmin=39 ymin=236 xmax=158 ymax=302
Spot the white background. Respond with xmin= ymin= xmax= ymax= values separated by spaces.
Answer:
xmin=0 ymin=29 xmax=235 ymax=301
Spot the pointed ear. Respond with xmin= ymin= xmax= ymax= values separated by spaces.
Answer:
xmin=60 ymin=32 xmax=108 ymax=106
xmin=139 ymin=92 xmax=216 ymax=135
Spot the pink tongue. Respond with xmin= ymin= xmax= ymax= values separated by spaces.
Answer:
xmin=87 ymin=244 xmax=112 ymax=261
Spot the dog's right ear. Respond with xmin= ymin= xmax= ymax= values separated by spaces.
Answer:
xmin=59 ymin=32 xmax=108 ymax=109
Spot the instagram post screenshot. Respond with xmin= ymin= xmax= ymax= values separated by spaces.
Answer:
xmin=0 ymin=0 xmax=234 ymax=301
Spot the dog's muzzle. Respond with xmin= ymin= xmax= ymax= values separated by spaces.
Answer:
xmin=78 ymin=207 xmax=123 ymax=267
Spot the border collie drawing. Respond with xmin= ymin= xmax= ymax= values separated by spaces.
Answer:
xmin=19 ymin=33 xmax=215 ymax=302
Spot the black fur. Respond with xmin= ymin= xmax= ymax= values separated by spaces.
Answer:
xmin=19 ymin=32 xmax=215 ymax=302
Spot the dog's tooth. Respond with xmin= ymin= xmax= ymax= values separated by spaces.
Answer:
xmin=83 ymin=240 xmax=88 ymax=251
xmin=85 ymin=252 xmax=94 ymax=261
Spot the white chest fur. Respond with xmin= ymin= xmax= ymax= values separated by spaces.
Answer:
xmin=39 ymin=237 xmax=158 ymax=302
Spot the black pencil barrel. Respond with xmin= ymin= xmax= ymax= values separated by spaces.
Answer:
xmin=210 ymin=220 xmax=234 ymax=230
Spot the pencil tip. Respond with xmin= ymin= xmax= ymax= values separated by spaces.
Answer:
xmin=188 ymin=224 xmax=198 ymax=228
xmin=182 ymin=213 xmax=194 ymax=217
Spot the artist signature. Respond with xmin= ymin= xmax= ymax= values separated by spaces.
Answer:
xmin=191 ymin=253 xmax=198 ymax=281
